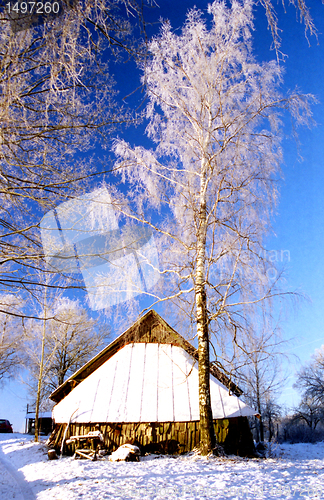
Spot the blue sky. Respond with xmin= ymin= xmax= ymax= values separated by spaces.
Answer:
xmin=1 ymin=0 xmax=324 ymax=431
xmin=260 ymin=2 xmax=324 ymax=406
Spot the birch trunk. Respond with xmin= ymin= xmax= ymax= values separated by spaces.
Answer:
xmin=196 ymin=175 xmax=215 ymax=455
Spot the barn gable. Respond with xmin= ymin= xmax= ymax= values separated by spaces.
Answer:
xmin=50 ymin=309 xmax=241 ymax=404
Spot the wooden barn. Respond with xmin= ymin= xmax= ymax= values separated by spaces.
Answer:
xmin=48 ymin=310 xmax=256 ymax=456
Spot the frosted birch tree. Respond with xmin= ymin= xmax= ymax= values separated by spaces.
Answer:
xmin=112 ymin=0 xmax=313 ymax=453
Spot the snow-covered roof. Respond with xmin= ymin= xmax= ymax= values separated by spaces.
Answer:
xmin=50 ymin=310 xmax=242 ymax=404
xmin=52 ymin=342 xmax=256 ymax=423
xmin=25 ymin=412 xmax=52 ymax=420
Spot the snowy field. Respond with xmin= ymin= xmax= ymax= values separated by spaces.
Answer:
xmin=1 ymin=434 xmax=324 ymax=500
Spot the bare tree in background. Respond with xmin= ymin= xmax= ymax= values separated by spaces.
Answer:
xmin=233 ymin=323 xmax=287 ymax=441
xmin=112 ymin=0 xmax=313 ymax=453
xmin=0 ymin=294 xmax=24 ymax=382
xmin=292 ymin=396 xmax=324 ymax=431
xmin=44 ymin=299 xmax=110 ymax=393
xmin=294 ymin=346 xmax=324 ymax=404
xmin=23 ymin=296 xmax=109 ymax=440
xmin=263 ymin=395 xmax=282 ymax=442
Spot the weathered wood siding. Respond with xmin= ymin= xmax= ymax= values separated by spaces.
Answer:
xmin=48 ymin=417 xmax=254 ymax=456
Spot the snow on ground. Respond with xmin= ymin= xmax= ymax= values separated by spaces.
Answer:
xmin=1 ymin=434 xmax=324 ymax=499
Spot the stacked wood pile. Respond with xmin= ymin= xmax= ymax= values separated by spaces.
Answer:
xmin=47 ymin=417 xmax=254 ymax=457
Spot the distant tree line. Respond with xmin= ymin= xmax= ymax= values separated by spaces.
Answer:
xmin=245 ymin=345 xmax=324 ymax=444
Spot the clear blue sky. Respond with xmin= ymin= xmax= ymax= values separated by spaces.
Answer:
xmin=1 ymin=0 xmax=324 ymax=431
xmin=259 ymin=2 xmax=324 ymax=407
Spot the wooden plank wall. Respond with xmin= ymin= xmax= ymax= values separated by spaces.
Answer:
xmin=48 ymin=419 xmax=234 ymax=455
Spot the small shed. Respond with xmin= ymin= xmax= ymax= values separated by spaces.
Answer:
xmin=25 ymin=406 xmax=53 ymax=435
xmin=48 ymin=310 xmax=257 ymax=455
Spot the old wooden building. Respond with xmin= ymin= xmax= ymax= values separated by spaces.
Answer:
xmin=49 ymin=310 xmax=256 ymax=456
